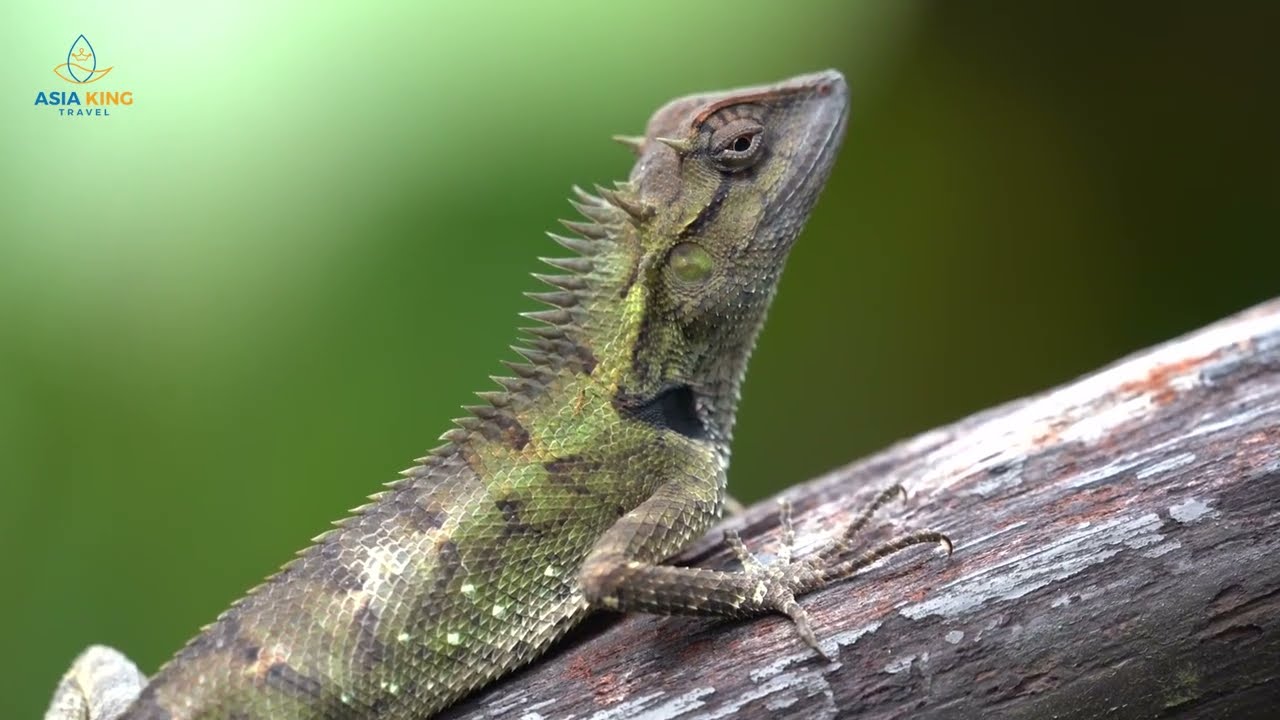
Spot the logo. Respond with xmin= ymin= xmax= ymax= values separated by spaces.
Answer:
xmin=54 ymin=34 xmax=113 ymax=83
xmin=35 ymin=34 xmax=133 ymax=117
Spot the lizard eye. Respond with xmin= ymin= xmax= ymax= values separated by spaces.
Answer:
xmin=710 ymin=119 xmax=765 ymax=172
xmin=668 ymin=242 xmax=714 ymax=285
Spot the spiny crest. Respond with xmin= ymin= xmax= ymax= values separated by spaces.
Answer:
xmin=596 ymin=181 xmax=653 ymax=224
xmin=611 ymin=134 xmax=645 ymax=155
xmin=411 ymin=185 xmax=637 ymax=459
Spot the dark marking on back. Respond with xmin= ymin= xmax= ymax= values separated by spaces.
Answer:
xmin=458 ymin=445 xmax=486 ymax=476
xmin=391 ymin=491 xmax=449 ymax=532
xmin=614 ymin=383 xmax=707 ymax=440
xmin=542 ymin=457 xmax=578 ymax=474
xmin=327 ymin=562 xmax=364 ymax=593
xmin=496 ymin=498 xmax=521 ymax=522
xmin=314 ymin=537 xmax=364 ymax=592
xmin=353 ymin=600 xmax=388 ymax=668
xmin=427 ymin=538 xmax=463 ymax=600
xmin=677 ymin=177 xmax=731 ymax=239
xmin=480 ymin=412 xmax=530 ymax=450
xmin=265 ymin=662 xmax=324 ymax=700
xmin=544 ymin=455 xmax=598 ymax=495
xmin=536 ymin=336 xmax=598 ymax=377
xmin=496 ymin=497 xmax=541 ymax=536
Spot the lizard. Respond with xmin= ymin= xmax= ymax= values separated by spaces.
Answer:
xmin=45 ymin=69 xmax=951 ymax=720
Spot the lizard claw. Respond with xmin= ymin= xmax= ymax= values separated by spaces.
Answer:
xmin=717 ymin=487 xmax=950 ymax=660
xmin=776 ymin=595 xmax=833 ymax=661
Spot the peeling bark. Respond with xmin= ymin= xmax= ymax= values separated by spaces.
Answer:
xmin=442 ymin=299 xmax=1280 ymax=720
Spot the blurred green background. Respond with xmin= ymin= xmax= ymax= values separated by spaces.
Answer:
xmin=2 ymin=1 xmax=1277 ymax=715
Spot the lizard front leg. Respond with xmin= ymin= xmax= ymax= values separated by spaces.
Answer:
xmin=580 ymin=478 xmax=951 ymax=659
xmin=45 ymin=645 xmax=146 ymax=720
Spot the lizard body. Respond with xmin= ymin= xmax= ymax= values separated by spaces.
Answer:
xmin=47 ymin=70 xmax=949 ymax=720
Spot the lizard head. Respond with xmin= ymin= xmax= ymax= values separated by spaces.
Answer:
xmin=631 ymin=68 xmax=849 ymax=255
xmin=529 ymin=70 xmax=848 ymax=450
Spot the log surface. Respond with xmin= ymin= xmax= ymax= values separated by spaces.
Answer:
xmin=442 ymin=300 xmax=1280 ymax=720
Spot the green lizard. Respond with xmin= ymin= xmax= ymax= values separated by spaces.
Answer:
xmin=46 ymin=69 xmax=950 ymax=720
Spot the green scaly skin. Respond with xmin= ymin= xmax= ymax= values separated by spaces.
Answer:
xmin=45 ymin=69 xmax=950 ymax=720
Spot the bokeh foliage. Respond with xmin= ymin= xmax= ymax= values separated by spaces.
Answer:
xmin=2 ymin=2 xmax=1277 ymax=715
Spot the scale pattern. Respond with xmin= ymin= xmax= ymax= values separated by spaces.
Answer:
xmin=53 ymin=69 xmax=856 ymax=720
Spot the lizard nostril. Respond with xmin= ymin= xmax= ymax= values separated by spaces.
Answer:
xmin=816 ymin=82 xmax=831 ymax=96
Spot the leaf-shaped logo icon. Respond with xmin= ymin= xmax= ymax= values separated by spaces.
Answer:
xmin=67 ymin=35 xmax=96 ymax=82
xmin=54 ymin=34 xmax=113 ymax=84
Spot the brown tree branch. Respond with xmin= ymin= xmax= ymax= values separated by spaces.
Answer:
xmin=442 ymin=299 xmax=1280 ymax=720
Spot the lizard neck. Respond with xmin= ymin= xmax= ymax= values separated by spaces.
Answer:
xmin=422 ymin=184 xmax=771 ymax=479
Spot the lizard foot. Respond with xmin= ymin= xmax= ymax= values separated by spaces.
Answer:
xmin=721 ymin=486 xmax=951 ymax=660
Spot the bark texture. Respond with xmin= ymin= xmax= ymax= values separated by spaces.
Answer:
xmin=443 ymin=299 xmax=1280 ymax=720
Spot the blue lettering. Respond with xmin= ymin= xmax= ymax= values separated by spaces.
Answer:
xmin=36 ymin=91 xmax=83 ymax=106
xmin=37 ymin=91 xmax=118 ymax=114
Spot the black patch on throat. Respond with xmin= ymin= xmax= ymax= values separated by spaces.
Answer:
xmin=615 ymin=384 xmax=707 ymax=440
